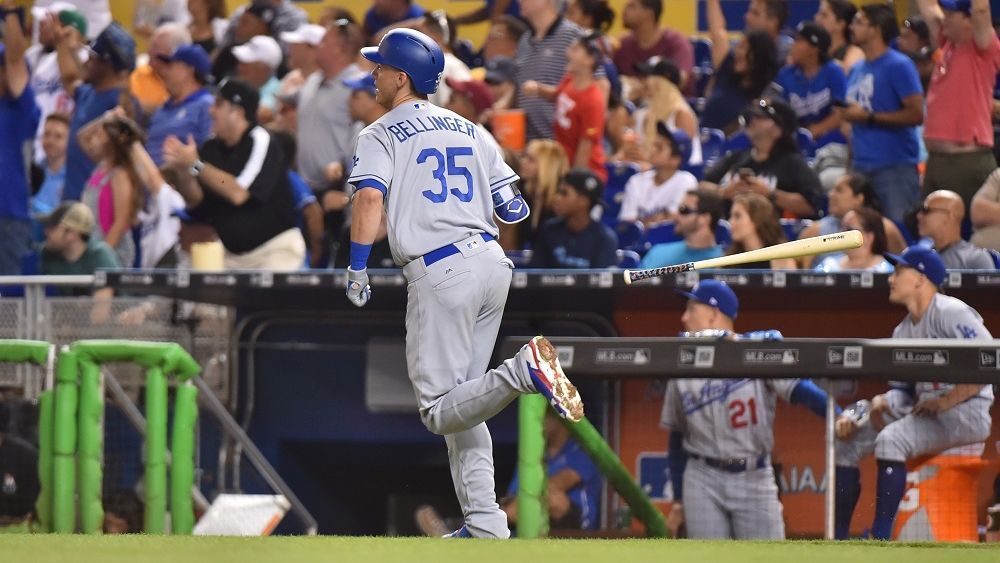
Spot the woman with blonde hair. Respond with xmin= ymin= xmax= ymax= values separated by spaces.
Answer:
xmin=621 ymin=58 xmax=700 ymax=167
xmin=508 ymin=140 xmax=570 ymax=250
xmin=727 ymin=193 xmax=796 ymax=269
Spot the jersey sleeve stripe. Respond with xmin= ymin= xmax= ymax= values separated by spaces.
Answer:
xmin=490 ymin=174 xmax=520 ymax=189
xmin=234 ymin=126 xmax=271 ymax=190
xmin=351 ymin=178 xmax=388 ymax=196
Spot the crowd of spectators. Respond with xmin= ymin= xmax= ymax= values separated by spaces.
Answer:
xmin=0 ymin=0 xmax=999 ymax=279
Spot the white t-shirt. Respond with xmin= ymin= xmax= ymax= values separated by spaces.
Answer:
xmin=429 ymin=52 xmax=472 ymax=108
xmin=139 ymin=184 xmax=185 ymax=268
xmin=618 ymin=168 xmax=699 ymax=223
xmin=27 ymin=45 xmax=87 ymax=162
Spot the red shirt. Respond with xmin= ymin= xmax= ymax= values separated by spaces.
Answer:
xmin=553 ymin=75 xmax=607 ymax=181
xmin=924 ymin=33 xmax=1000 ymax=147
xmin=613 ymin=28 xmax=695 ymax=94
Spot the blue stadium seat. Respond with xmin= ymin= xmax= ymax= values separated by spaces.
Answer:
xmin=715 ymin=220 xmax=733 ymax=248
xmin=691 ymin=37 xmax=714 ymax=98
xmin=780 ymin=218 xmax=813 ymax=241
xmin=602 ymin=162 xmax=641 ymax=227
xmin=615 ymin=220 xmax=646 ymax=253
xmin=796 ymin=128 xmax=816 ymax=160
xmin=616 ymin=249 xmax=642 ymax=269
xmin=643 ymin=220 xmax=680 ymax=246
xmin=700 ymin=128 xmax=726 ymax=169
xmin=506 ymin=249 xmax=533 ymax=268
xmin=724 ymin=129 xmax=750 ymax=154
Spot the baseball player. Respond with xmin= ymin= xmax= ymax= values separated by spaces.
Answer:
xmin=661 ymin=280 xmax=834 ymax=539
xmin=834 ymin=246 xmax=993 ymax=540
xmin=344 ymin=29 xmax=584 ymax=539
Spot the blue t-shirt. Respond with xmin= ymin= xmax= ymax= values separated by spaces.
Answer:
xmin=30 ymin=162 xmax=66 ymax=216
xmin=146 ymin=88 xmax=214 ymax=166
xmin=846 ymin=49 xmax=922 ymax=171
xmin=65 ymin=84 xmax=123 ymax=201
xmin=0 ymin=85 xmax=41 ymax=221
xmin=701 ymin=54 xmax=749 ymax=131
xmin=506 ymin=438 xmax=602 ymax=530
xmin=364 ymin=3 xmax=426 ymax=35
xmin=776 ymin=61 xmax=847 ymax=146
xmin=640 ymin=242 xmax=724 ymax=269
xmin=529 ymin=218 xmax=618 ymax=269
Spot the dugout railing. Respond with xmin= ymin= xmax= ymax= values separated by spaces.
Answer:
xmin=503 ymin=336 xmax=1000 ymax=540
xmin=0 ymin=277 xmax=318 ymax=535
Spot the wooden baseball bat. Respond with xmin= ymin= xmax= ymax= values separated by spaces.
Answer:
xmin=623 ymin=230 xmax=864 ymax=285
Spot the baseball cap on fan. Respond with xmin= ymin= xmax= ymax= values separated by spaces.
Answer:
xmin=562 ymin=168 xmax=605 ymax=207
xmin=795 ymin=20 xmax=831 ymax=61
xmin=655 ymin=121 xmax=693 ymax=163
xmin=90 ymin=22 xmax=137 ymax=72
xmin=343 ymin=73 xmax=376 ymax=95
xmin=281 ymin=23 xmax=326 ymax=46
xmin=233 ymin=35 xmax=283 ymax=70
xmin=43 ymin=201 xmax=95 ymax=234
xmin=676 ymin=279 xmax=739 ymax=319
xmin=884 ymin=245 xmax=947 ymax=286
xmin=158 ymin=44 xmax=213 ymax=83
xmin=445 ymin=77 xmax=495 ymax=114
xmin=216 ymin=78 xmax=260 ymax=122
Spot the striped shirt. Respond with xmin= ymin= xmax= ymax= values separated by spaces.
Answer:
xmin=515 ymin=17 xmax=587 ymax=142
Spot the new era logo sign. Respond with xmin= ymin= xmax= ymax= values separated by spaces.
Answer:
xmin=980 ymin=349 xmax=1000 ymax=370
xmin=678 ymin=346 xmax=715 ymax=368
xmin=827 ymin=346 xmax=863 ymax=368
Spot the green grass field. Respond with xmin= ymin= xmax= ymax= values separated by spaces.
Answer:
xmin=2 ymin=535 xmax=999 ymax=563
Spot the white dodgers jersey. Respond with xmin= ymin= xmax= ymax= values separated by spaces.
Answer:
xmin=662 ymin=378 xmax=799 ymax=459
xmin=347 ymin=101 xmax=519 ymax=266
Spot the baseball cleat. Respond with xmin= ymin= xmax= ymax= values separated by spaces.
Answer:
xmin=525 ymin=336 xmax=585 ymax=422
xmin=443 ymin=526 xmax=472 ymax=538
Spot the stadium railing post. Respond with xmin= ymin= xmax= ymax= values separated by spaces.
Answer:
xmin=0 ymin=340 xmax=58 ymax=531
xmin=77 ymin=358 xmax=104 ymax=534
xmin=517 ymin=394 xmax=548 ymax=538
xmin=52 ymin=347 xmax=78 ymax=533
xmin=65 ymin=340 xmax=202 ymax=534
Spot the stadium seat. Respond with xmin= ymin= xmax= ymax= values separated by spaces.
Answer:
xmin=715 ymin=220 xmax=733 ymax=247
xmin=700 ymin=128 xmax=726 ymax=169
xmin=615 ymin=220 xmax=645 ymax=253
xmin=724 ymin=129 xmax=750 ymax=154
xmin=643 ymin=221 xmax=680 ymax=252
xmin=796 ymin=128 xmax=816 ymax=160
xmin=690 ymin=37 xmax=713 ymax=98
xmin=506 ymin=249 xmax=533 ymax=268
xmin=616 ymin=249 xmax=642 ymax=269
xmin=602 ymin=162 xmax=641 ymax=228
xmin=780 ymin=218 xmax=813 ymax=241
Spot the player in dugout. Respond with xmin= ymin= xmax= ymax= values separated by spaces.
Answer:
xmin=833 ymin=245 xmax=994 ymax=540
xmin=661 ymin=279 xmax=838 ymax=539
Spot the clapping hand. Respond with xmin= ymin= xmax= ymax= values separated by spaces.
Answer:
xmin=163 ymin=134 xmax=199 ymax=169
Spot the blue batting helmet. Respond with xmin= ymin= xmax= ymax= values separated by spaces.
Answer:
xmin=361 ymin=29 xmax=444 ymax=95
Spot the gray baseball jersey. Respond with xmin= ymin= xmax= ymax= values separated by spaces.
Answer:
xmin=661 ymin=378 xmax=799 ymax=459
xmin=891 ymin=293 xmax=994 ymax=402
xmin=347 ymin=101 xmax=518 ymax=266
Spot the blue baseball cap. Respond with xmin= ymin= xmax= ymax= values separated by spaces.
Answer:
xmin=677 ymin=279 xmax=739 ymax=319
xmin=343 ymin=73 xmax=376 ymax=95
xmin=90 ymin=22 xmax=136 ymax=72
xmin=158 ymin=45 xmax=212 ymax=82
xmin=939 ymin=0 xmax=971 ymax=14
xmin=885 ymin=245 xmax=946 ymax=286
xmin=655 ymin=122 xmax=693 ymax=163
